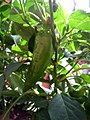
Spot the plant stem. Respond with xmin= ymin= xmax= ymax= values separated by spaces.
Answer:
xmin=58 ymin=65 xmax=90 ymax=83
xmin=49 ymin=0 xmax=54 ymax=27
xmin=42 ymin=0 xmax=47 ymax=19
xmin=1 ymin=89 xmax=47 ymax=120
xmin=59 ymin=28 xmax=74 ymax=43
xmin=1 ymin=94 xmax=23 ymax=120
xmin=72 ymin=67 xmax=90 ymax=74
xmin=11 ymin=4 xmax=29 ymax=24
xmin=49 ymin=0 xmax=57 ymax=78
xmin=19 ymin=0 xmax=29 ymax=23
xmin=34 ymin=0 xmax=45 ymax=22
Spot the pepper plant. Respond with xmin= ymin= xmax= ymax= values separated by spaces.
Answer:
xmin=0 ymin=0 xmax=90 ymax=120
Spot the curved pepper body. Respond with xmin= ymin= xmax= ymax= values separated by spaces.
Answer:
xmin=24 ymin=31 xmax=53 ymax=91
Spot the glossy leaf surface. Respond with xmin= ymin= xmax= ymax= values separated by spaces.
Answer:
xmin=48 ymin=94 xmax=87 ymax=120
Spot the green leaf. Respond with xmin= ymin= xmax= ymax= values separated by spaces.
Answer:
xmin=12 ymin=45 xmax=23 ymax=52
xmin=0 ymin=61 xmax=4 ymax=73
xmin=10 ymin=13 xmax=25 ymax=24
xmin=0 ymin=51 xmax=8 ymax=59
xmin=25 ymin=0 xmax=34 ymax=11
xmin=54 ymin=4 xmax=68 ymax=36
xmin=28 ymin=2 xmax=44 ymax=22
xmin=69 ymin=87 xmax=86 ymax=98
xmin=0 ymin=5 xmax=10 ymax=17
xmin=0 ymin=75 xmax=4 ymax=93
xmin=80 ymin=32 xmax=90 ymax=40
xmin=81 ymin=74 xmax=90 ymax=83
xmin=36 ymin=109 xmax=50 ymax=120
xmin=30 ymin=96 xmax=48 ymax=109
xmin=67 ymin=40 xmax=76 ymax=51
xmin=0 ymin=5 xmax=10 ymax=12
xmin=2 ymin=90 xmax=19 ymax=97
xmin=4 ymin=35 xmax=14 ymax=48
xmin=24 ymin=96 xmax=48 ymax=112
xmin=48 ymin=94 xmax=87 ymax=120
xmin=10 ymin=6 xmax=25 ymax=24
xmin=0 ymin=1 xmax=2 ymax=5
xmin=68 ymin=10 xmax=90 ymax=32
xmin=2 ymin=8 xmax=10 ymax=17
xmin=13 ymin=23 xmax=35 ymax=41
xmin=10 ymin=7 xmax=20 ymax=15
xmin=12 ymin=0 xmax=21 ymax=9
xmin=4 ymin=62 xmax=23 ymax=78
xmin=9 ymin=73 xmax=24 ymax=94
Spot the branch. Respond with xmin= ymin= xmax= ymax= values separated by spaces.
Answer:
xmin=49 ymin=0 xmax=57 ymax=78
xmin=1 ymin=89 xmax=47 ymax=120
xmin=34 ymin=0 xmax=45 ymax=22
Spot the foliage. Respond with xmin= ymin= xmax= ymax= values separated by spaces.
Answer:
xmin=0 ymin=0 xmax=90 ymax=120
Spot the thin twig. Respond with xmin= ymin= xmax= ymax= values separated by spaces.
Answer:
xmin=19 ymin=0 xmax=29 ymax=23
xmin=42 ymin=0 xmax=47 ymax=19
xmin=72 ymin=67 xmax=90 ymax=74
xmin=59 ymin=28 xmax=74 ymax=43
xmin=34 ymin=0 xmax=45 ymax=22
